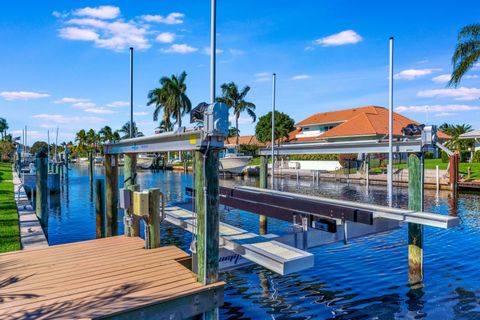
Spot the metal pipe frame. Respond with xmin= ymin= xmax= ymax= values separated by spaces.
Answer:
xmin=103 ymin=129 xmax=224 ymax=154
xmin=259 ymin=139 xmax=423 ymax=156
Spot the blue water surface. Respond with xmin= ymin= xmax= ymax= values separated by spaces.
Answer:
xmin=44 ymin=165 xmax=480 ymax=319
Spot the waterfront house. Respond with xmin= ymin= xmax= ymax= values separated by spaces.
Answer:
xmin=288 ymin=106 xmax=450 ymax=143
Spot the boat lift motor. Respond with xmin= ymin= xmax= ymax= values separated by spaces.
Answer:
xmin=190 ymin=102 xmax=229 ymax=137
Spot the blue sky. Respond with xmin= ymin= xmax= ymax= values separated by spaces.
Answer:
xmin=1 ymin=0 xmax=480 ymax=144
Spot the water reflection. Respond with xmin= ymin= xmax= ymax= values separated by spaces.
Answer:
xmin=42 ymin=166 xmax=480 ymax=320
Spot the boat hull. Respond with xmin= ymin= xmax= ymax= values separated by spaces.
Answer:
xmin=219 ymin=156 xmax=251 ymax=174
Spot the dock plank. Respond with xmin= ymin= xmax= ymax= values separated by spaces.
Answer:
xmin=0 ymin=236 xmax=224 ymax=319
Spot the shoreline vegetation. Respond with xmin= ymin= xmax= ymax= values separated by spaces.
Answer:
xmin=0 ymin=162 xmax=20 ymax=253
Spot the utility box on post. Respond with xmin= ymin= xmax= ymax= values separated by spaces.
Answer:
xmin=119 ymin=188 xmax=132 ymax=210
xmin=133 ymin=191 xmax=149 ymax=216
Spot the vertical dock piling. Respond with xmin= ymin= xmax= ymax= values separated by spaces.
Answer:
xmin=408 ymin=153 xmax=424 ymax=284
xmin=95 ymin=179 xmax=106 ymax=238
xmin=259 ymin=155 xmax=268 ymax=235
xmin=195 ymin=149 xmax=220 ymax=285
xmin=126 ymin=184 xmax=140 ymax=237
xmin=146 ymin=188 xmax=161 ymax=249
xmin=64 ymin=149 xmax=69 ymax=178
xmin=104 ymin=154 xmax=119 ymax=236
xmin=124 ymin=154 xmax=137 ymax=188
xmin=36 ymin=151 xmax=48 ymax=227
xmin=89 ymin=151 xmax=94 ymax=181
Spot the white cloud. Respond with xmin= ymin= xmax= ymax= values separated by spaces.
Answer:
xmin=395 ymin=104 xmax=480 ymax=113
xmin=33 ymin=114 xmax=105 ymax=124
xmin=161 ymin=44 xmax=198 ymax=54
xmin=156 ymin=32 xmax=176 ymax=43
xmin=74 ymin=6 xmax=120 ymax=20
xmin=58 ymin=27 xmax=99 ymax=41
xmin=0 ymin=91 xmax=50 ymax=101
xmin=291 ymin=74 xmax=311 ymax=80
xmin=107 ymin=101 xmax=130 ymax=107
xmin=254 ymin=72 xmax=272 ymax=82
xmin=133 ymin=111 xmax=149 ymax=116
xmin=435 ymin=112 xmax=458 ymax=117
xmin=141 ymin=13 xmax=184 ymax=24
xmin=314 ymin=30 xmax=362 ymax=47
xmin=203 ymin=47 xmax=224 ymax=55
xmin=84 ymin=107 xmax=116 ymax=114
xmin=394 ymin=68 xmax=439 ymax=80
xmin=432 ymin=74 xmax=451 ymax=83
xmin=58 ymin=17 xmax=150 ymax=51
xmin=72 ymin=102 xmax=96 ymax=109
xmin=417 ymin=87 xmax=480 ymax=101
xmin=54 ymin=97 xmax=89 ymax=104
xmin=465 ymin=74 xmax=479 ymax=80
xmin=304 ymin=46 xmax=315 ymax=52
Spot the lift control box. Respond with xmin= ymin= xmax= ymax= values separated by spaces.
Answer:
xmin=421 ymin=125 xmax=437 ymax=147
xmin=119 ymin=188 xmax=132 ymax=210
xmin=133 ymin=191 xmax=149 ymax=216
xmin=205 ymin=102 xmax=229 ymax=136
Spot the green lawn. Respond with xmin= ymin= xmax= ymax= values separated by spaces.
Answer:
xmin=393 ymin=159 xmax=480 ymax=180
xmin=0 ymin=162 xmax=13 ymax=181
xmin=0 ymin=163 xmax=20 ymax=253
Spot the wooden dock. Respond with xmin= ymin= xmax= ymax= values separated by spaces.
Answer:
xmin=0 ymin=236 xmax=223 ymax=319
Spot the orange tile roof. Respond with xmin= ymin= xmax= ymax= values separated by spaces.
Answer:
xmin=291 ymin=106 xmax=450 ymax=141
xmin=225 ymin=135 xmax=266 ymax=147
xmin=296 ymin=106 xmax=379 ymax=126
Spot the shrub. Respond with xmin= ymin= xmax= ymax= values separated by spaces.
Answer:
xmin=440 ymin=150 xmax=450 ymax=163
xmin=238 ymin=144 xmax=259 ymax=156
xmin=286 ymin=154 xmax=339 ymax=161
xmin=473 ymin=150 xmax=480 ymax=163
xmin=338 ymin=154 xmax=358 ymax=167
xmin=424 ymin=151 xmax=434 ymax=159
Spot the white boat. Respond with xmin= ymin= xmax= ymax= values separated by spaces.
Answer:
xmin=219 ymin=153 xmax=251 ymax=174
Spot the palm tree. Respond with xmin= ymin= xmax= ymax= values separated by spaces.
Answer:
xmin=217 ymin=82 xmax=256 ymax=148
xmin=156 ymin=119 xmax=173 ymax=133
xmin=441 ymin=123 xmax=474 ymax=153
xmin=449 ymin=24 xmax=480 ymax=87
xmin=119 ymin=122 xmax=144 ymax=139
xmin=86 ymin=129 xmax=100 ymax=154
xmin=75 ymin=129 xmax=88 ymax=156
xmin=99 ymin=126 xmax=116 ymax=143
xmin=0 ymin=118 xmax=8 ymax=140
xmin=147 ymin=71 xmax=191 ymax=130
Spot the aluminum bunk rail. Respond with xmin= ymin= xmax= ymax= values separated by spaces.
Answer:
xmin=231 ymin=187 xmax=459 ymax=229
xmin=103 ymin=129 xmax=225 ymax=154
xmin=259 ymin=139 xmax=423 ymax=155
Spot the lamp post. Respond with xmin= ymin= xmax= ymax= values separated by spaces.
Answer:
xmin=271 ymin=73 xmax=276 ymax=189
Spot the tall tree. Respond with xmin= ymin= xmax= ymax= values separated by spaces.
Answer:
xmin=119 ymin=122 xmax=144 ymax=139
xmin=217 ymin=82 xmax=256 ymax=149
xmin=440 ymin=123 xmax=474 ymax=152
xmin=99 ymin=126 xmax=116 ymax=143
xmin=75 ymin=129 xmax=88 ymax=156
xmin=0 ymin=118 xmax=8 ymax=140
xmin=449 ymin=24 xmax=480 ymax=86
xmin=255 ymin=111 xmax=295 ymax=146
xmin=147 ymin=71 xmax=191 ymax=130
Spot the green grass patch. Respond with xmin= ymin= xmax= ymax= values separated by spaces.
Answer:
xmin=0 ymin=178 xmax=21 ymax=253
xmin=392 ymin=158 xmax=480 ymax=180
xmin=0 ymin=162 xmax=13 ymax=181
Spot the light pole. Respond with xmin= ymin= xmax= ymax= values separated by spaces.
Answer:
xmin=129 ymin=47 xmax=134 ymax=138
xmin=271 ymin=73 xmax=276 ymax=189
xmin=388 ymin=37 xmax=394 ymax=207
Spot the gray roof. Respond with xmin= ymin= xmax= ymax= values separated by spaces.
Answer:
xmin=459 ymin=129 xmax=480 ymax=139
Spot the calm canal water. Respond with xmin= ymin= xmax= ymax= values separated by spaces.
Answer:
xmin=43 ymin=165 xmax=479 ymax=319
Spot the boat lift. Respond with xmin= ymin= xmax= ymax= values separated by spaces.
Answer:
xmin=104 ymin=116 xmax=459 ymax=281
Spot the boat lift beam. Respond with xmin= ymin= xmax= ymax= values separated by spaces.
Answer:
xmin=259 ymin=139 xmax=423 ymax=156
xmin=230 ymin=187 xmax=459 ymax=229
xmin=103 ymin=129 xmax=225 ymax=155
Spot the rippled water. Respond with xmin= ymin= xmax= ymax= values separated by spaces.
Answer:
xmin=44 ymin=165 xmax=480 ymax=319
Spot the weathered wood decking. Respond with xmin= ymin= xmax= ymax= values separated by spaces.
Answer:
xmin=0 ymin=236 xmax=224 ymax=319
